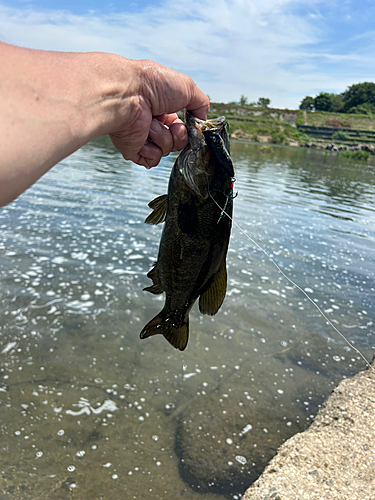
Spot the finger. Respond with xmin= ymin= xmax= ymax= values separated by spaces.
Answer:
xmin=153 ymin=114 xmax=188 ymax=150
xmin=185 ymin=82 xmax=210 ymax=120
xmin=155 ymin=113 xmax=181 ymax=127
xmin=148 ymin=118 xmax=173 ymax=157
xmin=152 ymin=117 xmax=188 ymax=153
xmin=187 ymin=103 xmax=209 ymax=121
xmin=134 ymin=140 xmax=163 ymax=168
xmin=169 ymin=121 xmax=188 ymax=151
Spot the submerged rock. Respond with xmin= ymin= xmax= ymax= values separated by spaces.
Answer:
xmin=175 ymin=393 xmax=302 ymax=496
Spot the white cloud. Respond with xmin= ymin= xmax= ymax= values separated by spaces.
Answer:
xmin=0 ymin=0 xmax=374 ymax=108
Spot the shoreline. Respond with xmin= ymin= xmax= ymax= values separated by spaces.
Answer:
xmin=242 ymin=360 xmax=375 ymax=500
xmin=230 ymin=130 xmax=375 ymax=156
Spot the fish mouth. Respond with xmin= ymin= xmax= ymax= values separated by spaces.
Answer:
xmin=185 ymin=110 xmax=226 ymax=135
xmin=184 ymin=110 xmax=229 ymax=153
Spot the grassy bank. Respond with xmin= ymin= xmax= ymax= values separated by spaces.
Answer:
xmin=207 ymin=103 xmax=303 ymax=145
xmin=207 ymin=103 xmax=375 ymax=146
xmin=300 ymin=110 xmax=375 ymax=130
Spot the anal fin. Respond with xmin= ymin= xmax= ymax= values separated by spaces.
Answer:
xmin=199 ymin=261 xmax=227 ymax=315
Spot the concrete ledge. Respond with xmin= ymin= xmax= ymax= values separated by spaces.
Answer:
xmin=243 ymin=361 xmax=375 ymax=500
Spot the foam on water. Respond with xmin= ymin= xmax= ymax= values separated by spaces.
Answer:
xmin=0 ymin=141 xmax=374 ymax=498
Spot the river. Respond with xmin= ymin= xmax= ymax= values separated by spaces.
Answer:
xmin=0 ymin=139 xmax=374 ymax=499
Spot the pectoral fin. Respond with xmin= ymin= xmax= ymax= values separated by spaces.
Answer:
xmin=199 ymin=261 xmax=227 ymax=315
xmin=145 ymin=194 xmax=168 ymax=225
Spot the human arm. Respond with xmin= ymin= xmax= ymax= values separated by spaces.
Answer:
xmin=0 ymin=41 xmax=209 ymax=206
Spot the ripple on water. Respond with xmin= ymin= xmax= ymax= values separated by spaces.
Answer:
xmin=0 ymin=142 xmax=374 ymax=498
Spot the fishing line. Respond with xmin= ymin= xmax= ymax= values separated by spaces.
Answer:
xmin=209 ymin=191 xmax=375 ymax=373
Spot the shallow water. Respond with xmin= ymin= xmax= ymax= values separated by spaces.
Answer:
xmin=1 ymin=139 xmax=374 ymax=499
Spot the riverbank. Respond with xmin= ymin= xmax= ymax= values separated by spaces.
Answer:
xmin=207 ymin=102 xmax=375 ymax=152
xmin=243 ymin=359 xmax=375 ymax=500
xmin=230 ymin=133 xmax=375 ymax=160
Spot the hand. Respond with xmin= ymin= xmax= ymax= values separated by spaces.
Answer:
xmin=0 ymin=43 xmax=209 ymax=206
xmin=109 ymin=60 xmax=209 ymax=168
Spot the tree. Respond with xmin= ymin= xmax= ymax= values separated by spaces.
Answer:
xmin=313 ymin=92 xmax=343 ymax=112
xmin=342 ymin=82 xmax=375 ymax=113
xmin=257 ymin=97 xmax=271 ymax=108
xmin=314 ymin=92 xmax=334 ymax=112
xmin=299 ymin=82 xmax=375 ymax=115
xmin=330 ymin=93 xmax=344 ymax=112
xmin=239 ymin=95 xmax=249 ymax=105
xmin=299 ymin=96 xmax=315 ymax=111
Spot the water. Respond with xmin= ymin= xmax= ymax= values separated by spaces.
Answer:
xmin=1 ymin=139 xmax=374 ymax=499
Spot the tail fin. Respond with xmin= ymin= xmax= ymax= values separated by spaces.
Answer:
xmin=140 ymin=311 xmax=189 ymax=351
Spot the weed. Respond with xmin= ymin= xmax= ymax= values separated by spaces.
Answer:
xmin=339 ymin=150 xmax=370 ymax=160
xmin=332 ymin=131 xmax=350 ymax=141
xmin=271 ymin=130 xmax=286 ymax=144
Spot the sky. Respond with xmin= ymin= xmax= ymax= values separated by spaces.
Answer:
xmin=1 ymin=0 xmax=375 ymax=109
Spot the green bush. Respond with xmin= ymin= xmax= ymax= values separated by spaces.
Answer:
xmin=340 ymin=150 xmax=370 ymax=160
xmin=255 ymin=127 xmax=270 ymax=135
xmin=347 ymin=103 xmax=375 ymax=116
xmin=293 ymin=131 xmax=310 ymax=143
xmin=332 ymin=130 xmax=350 ymax=141
xmin=271 ymin=130 xmax=286 ymax=144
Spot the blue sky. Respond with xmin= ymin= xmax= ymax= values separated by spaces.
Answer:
xmin=1 ymin=0 xmax=375 ymax=109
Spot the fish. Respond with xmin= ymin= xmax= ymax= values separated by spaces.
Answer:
xmin=139 ymin=110 xmax=235 ymax=351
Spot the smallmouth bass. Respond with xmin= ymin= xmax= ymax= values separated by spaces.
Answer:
xmin=140 ymin=111 xmax=235 ymax=350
